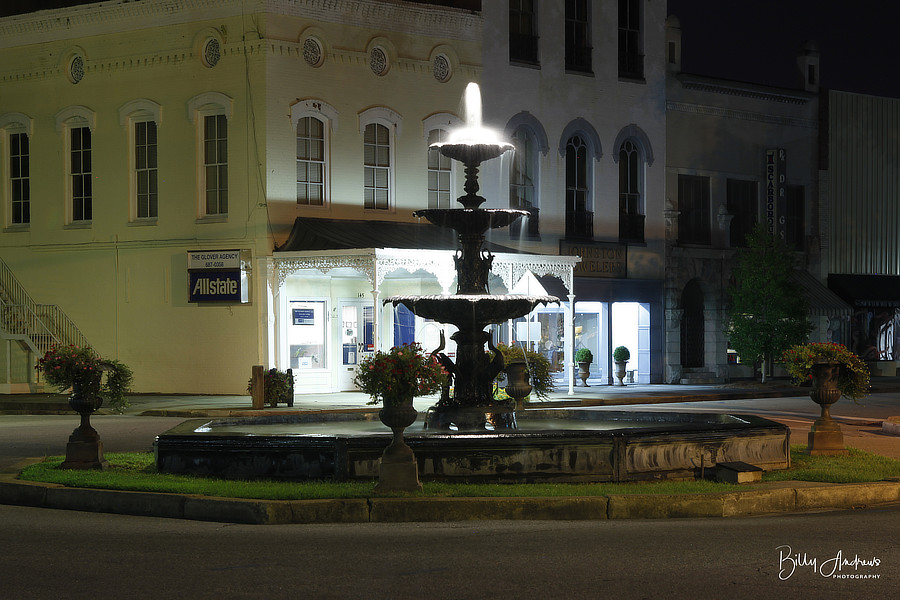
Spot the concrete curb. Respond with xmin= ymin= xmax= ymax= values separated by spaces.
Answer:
xmin=2 ymin=474 xmax=898 ymax=524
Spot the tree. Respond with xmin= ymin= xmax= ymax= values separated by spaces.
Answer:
xmin=725 ymin=224 xmax=812 ymax=382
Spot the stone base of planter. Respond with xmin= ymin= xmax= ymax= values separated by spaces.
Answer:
xmin=375 ymin=456 xmax=422 ymax=493
xmin=807 ymin=429 xmax=848 ymax=456
xmin=61 ymin=439 xmax=109 ymax=470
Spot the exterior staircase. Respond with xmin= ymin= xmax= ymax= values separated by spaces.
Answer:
xmin=0 ymin=257 xmax=93 ymax=392
xmin=679 ymin=367 xmax=725 ymax=385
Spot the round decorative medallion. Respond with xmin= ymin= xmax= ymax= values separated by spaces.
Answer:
xmin=303 ymin=38 xmax=323 ymax=67
xmin=69 ymin=55 xmax=85 ymax=84
xmin=432 ymin=54 xmax=450 ymax=82
xmin=203 ymin=38 xmax=221 ymax=67
xmin=369 ymin=47 xmax=388 ymax=76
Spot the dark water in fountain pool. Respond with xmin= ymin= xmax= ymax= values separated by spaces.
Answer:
xmin=193 ymin=411 xmax=752 ymax=437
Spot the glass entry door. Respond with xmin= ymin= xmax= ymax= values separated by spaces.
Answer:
xmin=338 ymin=300 xmax=374 ymax=391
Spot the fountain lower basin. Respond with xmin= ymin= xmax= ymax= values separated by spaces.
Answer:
xmin=154 ymin=409 xmax=790 ymax=483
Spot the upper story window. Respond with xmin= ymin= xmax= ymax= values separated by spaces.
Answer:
xmin=678 ymin=174 xmax=710 ymax=245
xmin=55 ymin=105 xmax=96 ymax=226
xmin=618 ymin=0 xmax=643 ymax=79
xmin=509 ymin=125 xmax=539 ymax=239
xmin=727 ymin=178 xmax=757 ymax=247
xmin=364 ymin=123 xmax=391 ymax=210
xmin=360 ymin=106 xmax=401 ymax=212
xmin=618 ymin=139 xmax=644 ymax=243
xmin=510 ymin=0 xmax=539 ymax=65
xmin=119 ymin=99 xmax=162 ymax=223
xmin=9 ymin=132 xmax=29 ymax=225
xmin=70 ymin=126 xmax=93 ymax=222
xmin=297 ymin=117 xmax=325 ymax=206
xmin=203 ymin=115 xmax=228 ymax=216
xmin=135 ymin=121 xmax=158 ymax=219
xmin=188 ymin=92 xmax=232 ymax=220
xmin=565 ymin=0 xmax=591 ymax=73
xmin=565 ymin=135 xmax=592 ymax=238
xmin=427 ymin=129 xmax=451 ymax=209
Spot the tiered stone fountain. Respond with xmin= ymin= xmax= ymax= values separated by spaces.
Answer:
xmin=386 ymin=83 xmax=557 ymax=431
xmin=154 ymin=85 xmax=791 ymax=484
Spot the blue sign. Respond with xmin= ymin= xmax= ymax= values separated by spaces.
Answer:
xmin=189 ymin=269 xmax=242 ymax=303
xmin=292 ymin=308 xmax=316 ymax=325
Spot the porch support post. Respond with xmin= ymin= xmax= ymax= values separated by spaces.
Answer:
xmin=566 ymin=293 xmax=576 ymax=395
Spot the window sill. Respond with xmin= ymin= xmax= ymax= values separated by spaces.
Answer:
xmin=128 ymin=218 xmax=158 ymax=227
xmin=509 ymin=59 xmax=541 ymax=70
xmin=196 ymin=215 xmax=228 ymax=224
xmin=565 ymin=68 xmax=594 ymax=77
xmin=64 ymin=221 xmax=92 ymax=230
xmin=3 ymin=224 xmax=29 ymax=233
xmin=618 ymin=75 xmax=646 ymax=85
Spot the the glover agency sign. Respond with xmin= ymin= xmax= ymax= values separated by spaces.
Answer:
xmin=187 ymin=250 xmax=245 ymax=303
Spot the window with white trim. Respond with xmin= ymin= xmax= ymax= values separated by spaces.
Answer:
xmin=364 ymin=123 xmax=390 ymax=210
xmin=7 ymin=131 xmax=30 ymax=225
xmin=509 ymin=125 xmax=539 ymax=238
xmin=297 ymin=116 xmax=325 ymax=206
xmin=203 ymin=114 xmax=227 ymax=216
xmin=427 ymin=129 xmax=451 ymax=208
xmin=135 ymin=121 xmax=158 ymax=219
xmin=71 ymin=126 xmax=92 ymax=222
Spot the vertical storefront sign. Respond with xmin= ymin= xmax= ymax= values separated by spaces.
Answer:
xmin=766 ymin=149 xmax=787 ymax=239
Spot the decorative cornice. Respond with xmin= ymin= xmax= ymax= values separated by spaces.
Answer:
xmin=666 ymin=101 xmax=817 ymax=129
xmin=678 ymin=76 xmax=811 ymax=105
xmin=0 ymin=0 xmax=481 ymax=48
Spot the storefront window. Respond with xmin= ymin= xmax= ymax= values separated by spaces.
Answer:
xmin=289 ymin=300 xmax=326 ymax=369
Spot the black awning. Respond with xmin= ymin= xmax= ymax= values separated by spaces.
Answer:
xmin=275 ymin=216 xmax=519 ymax=253
xmin=790 ymin=270 xmax=851 ymax=316
xmin=828 ymin=274 xmax=900 ymax=308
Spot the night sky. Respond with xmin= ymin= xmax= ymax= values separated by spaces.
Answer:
xmin=668 ymin=0 xmax=900 ymax=99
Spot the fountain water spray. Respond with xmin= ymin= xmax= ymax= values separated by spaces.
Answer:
xmin=385 ymin=83 xmax=558 ymax=431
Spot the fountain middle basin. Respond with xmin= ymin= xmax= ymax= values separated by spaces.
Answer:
xmin=154 ymin=409 xmax=790 ymax=483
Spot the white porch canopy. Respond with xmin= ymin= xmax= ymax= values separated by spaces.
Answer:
xmin=267 ymin=248 xmax=581 ymax=395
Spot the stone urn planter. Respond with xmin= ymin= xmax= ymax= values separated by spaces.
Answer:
xmin=613 ymin=346 xmax=631 ymax=386
xmin=575 ymin=348 xmax=593 ymax=387
xmin=807 ymin=361 xmax=849 ymax=456
xmin=61 ymin=378 xmax=109 ymax=470
xmin=375 ymin=399 xmax=422 ymax=492
xmin=504 ymin=360 xmax=532 ymax=409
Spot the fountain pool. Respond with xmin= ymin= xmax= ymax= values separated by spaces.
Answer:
xmin=154 ymin=409 xmax=790 ymax=483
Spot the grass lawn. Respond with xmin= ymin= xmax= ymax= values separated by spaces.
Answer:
xmin=17 ymin=446 xmax=900 ymax=502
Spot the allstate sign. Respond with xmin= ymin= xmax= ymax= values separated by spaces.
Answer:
xmin=188 ymin=270 xmax=242 ymax=302
xmin=187 ymin=250 xmax=246 ymax=303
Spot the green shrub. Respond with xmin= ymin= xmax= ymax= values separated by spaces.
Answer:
xmin=613 ymin=346 xmax=631 ymax=362
xmin=574 ymin=348 xmax=593 ymax=363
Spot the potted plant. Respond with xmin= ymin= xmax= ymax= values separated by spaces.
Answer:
xmin=246 ymin=367 xmax=294 ymax=407
xmin=613 ymin=346 xmax=631 ymax=386
xmin=783 ymin=342 xmax=870 ymax=455
xmin=574 ymin=347 xmax=593 ymax=387
xmin=35 ymin=344 xmax=133 ymax=469
xmin=495 ymin=343 xmax=554 ymax=406
xmin=354 ymin=343 xmax=447 ymax=492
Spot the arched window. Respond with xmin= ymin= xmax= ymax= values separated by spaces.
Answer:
xmin=618 ymin=139 xmax=644 ymax=242
xmin=565 ymin=135 xmax=591 ymax=238
xmin=0 ymin=112 xmax=32 ymax=227
xmin=509 ymin=126 xmax=539 ymax=238
xmin=187 ymin=92 xmax=233 ymax=219
xmin=359 ymin=107 xmax=401 ymax=211
xmin=427 ymin=129 xmax=451 ymax=208
xmin=296 ymin=116 xmax=325 ymax=206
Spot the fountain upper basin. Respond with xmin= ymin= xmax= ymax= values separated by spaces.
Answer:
xmin=384 ymin=294 xmax=559 ymax=328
